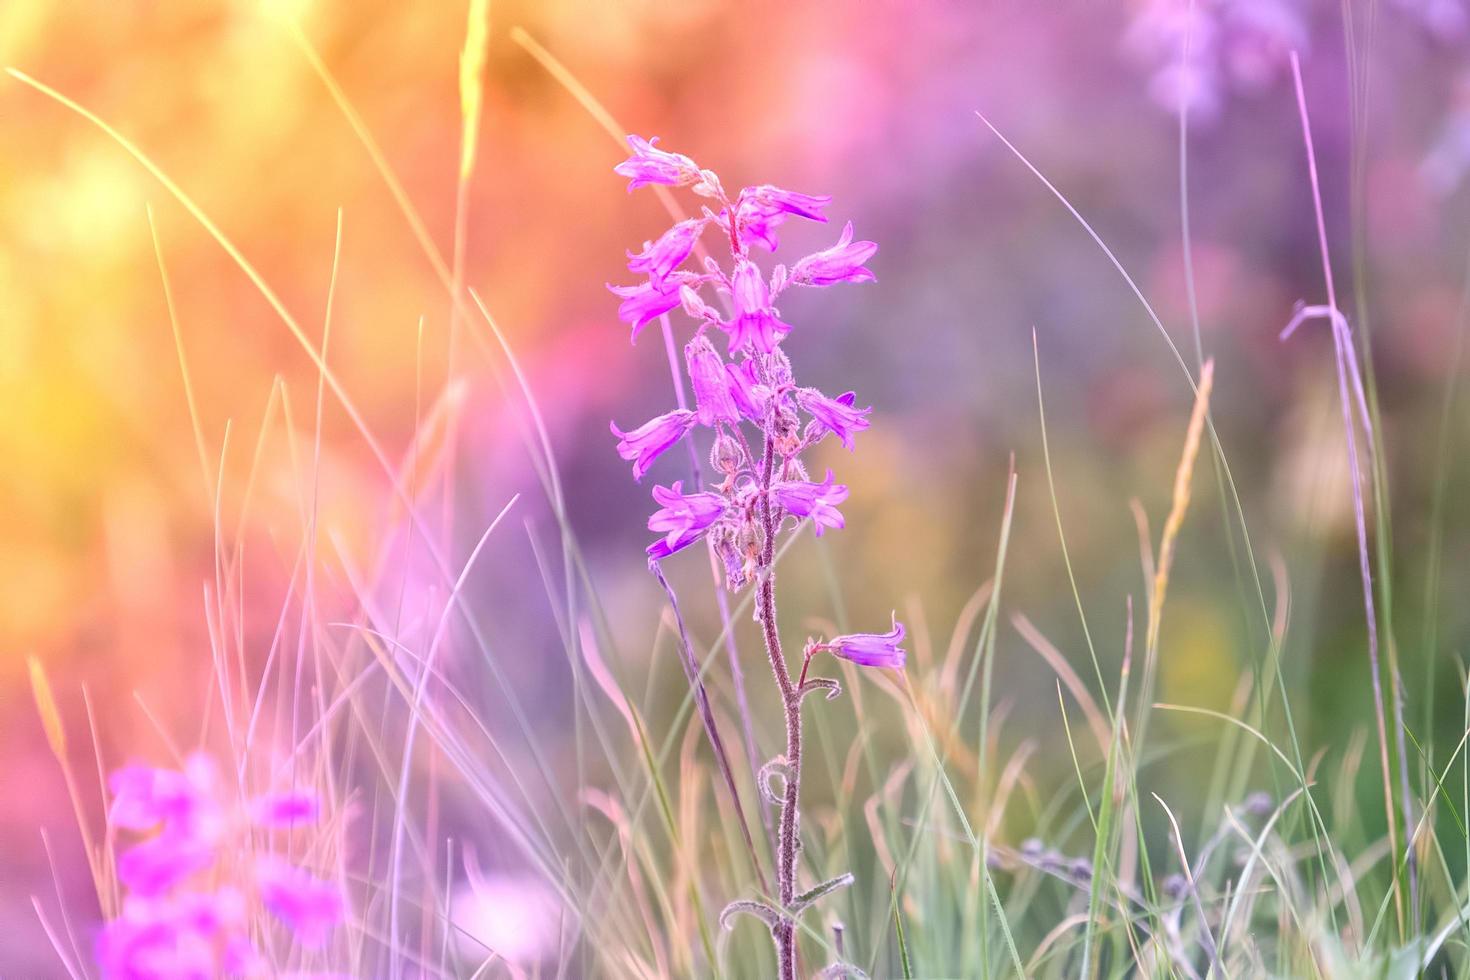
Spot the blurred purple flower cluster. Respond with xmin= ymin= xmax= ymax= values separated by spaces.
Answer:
xmin=608 ymin=136 xmax=878 ymax=596
xmin=98 ymin=753 xmax=342 ymax=979
xmin=1122 ymin=0 xmax=1308 ymax=121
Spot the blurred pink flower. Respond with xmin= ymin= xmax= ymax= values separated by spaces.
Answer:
xmin=99 ymin=755 xmax=342 ymax=978
xmin=450 ymin=866 xmax=565 ymax=966
xmin=254 ymin=857 xmax=345 ymax=946
xmin=1390 ymin=0 xmax=1468 ymax=40
xmin=1123 ymin=0 xmax=1306 ymax=121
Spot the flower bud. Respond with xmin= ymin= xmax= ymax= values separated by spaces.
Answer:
xmin=773 ymin=404 xmax=801 ymax=456
xmin=710 ymin=524 xmax=746 ymax=591
xmin=680 ymin=285 xmax=716 ymax=321
xmin=710 ymin=432 xmax=743 ymax=475
xmin=764 ymin=348 xmax=794 ymax=389
xmin=737 ymin=519 xmax=763 ymax=573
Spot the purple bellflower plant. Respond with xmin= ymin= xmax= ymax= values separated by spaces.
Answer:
xmin=609 ymin=134 xmax=903 ymax=979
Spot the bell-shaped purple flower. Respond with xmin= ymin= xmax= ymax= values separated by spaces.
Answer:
xmin=746 ymin=184 xmax=832 ymax=222
xmin=791 ymin=222 xmax=878 ymax=286
xmin=627 ymin=219 xmax=703 ymax=283
xmin=614 ymin=135 xmax=700 ymax=192
xmin=771 ymin=470 xmax=849 ymax=535
xmin=733 ymin=201 xmax=783 ymax=252
xmin=609 ymin=278 xmax=681 ymax=341
xmin=610 ymin=410 xmax=696 ymax=481
xmin=646 ymin=481 xmax=726 ymax=558
xmin=685 ymin=335 xmax=740 ymax=426
xmin=732 ymin=185 xmax=831 ymax=253
xmin=725 ymin=358 xmax=770 ymax=421
xmin=817 ymin=615 xmax=907 ymax=669
xmin=726 ymin=260 xmax=792 ymax=353
xmin=795 ymin=388 xmax=871 ymax=450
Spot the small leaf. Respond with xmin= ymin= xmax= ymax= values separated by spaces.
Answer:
xmin=798 ymin=677 xmax=843 ymax=703
xmin=789 ymin=872 xmax=856 ymax=917
xmin=719 ymin=898 xmax=781 ymax=932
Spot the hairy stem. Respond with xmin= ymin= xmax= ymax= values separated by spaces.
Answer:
xmin=758 ymin=440 xmax=802 ymax=980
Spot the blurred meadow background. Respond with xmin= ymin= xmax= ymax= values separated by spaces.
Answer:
xmin=4 ymin=0 xmax=1470 ymax=975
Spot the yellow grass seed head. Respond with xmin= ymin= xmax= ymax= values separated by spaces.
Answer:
xmin=27 ymin=654 xmax=67 ymax=759
xmin=458 ymin=0 xmax=492 ymax=180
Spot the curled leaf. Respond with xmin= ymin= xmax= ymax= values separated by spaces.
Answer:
xmin=798 ymin=677 xmax=843 ymax=703
xmin=719 ymin=898 xmax=781 ymax=932
xmin=759 ymin=756 xmax=793 ymax=806
xmin=789 ymin=872 xmax=856 ymax=917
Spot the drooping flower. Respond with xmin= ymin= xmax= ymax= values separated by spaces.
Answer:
xmin=647 ymin=481 xmax=726 ymax=558
xmin=791 ymin=222 xmax=878 ymax=286
xmin=610 ymin=410 xmax=697 ymax=481
xmin=771 ymin=470 xmax=849 ymax=535
xmin=627 ymin=219 xmax=703 ymax=283
xmin=745 ymin=184 xmax=832 ymax=222
xmin=814 ymin=615 xmax=907 ymax=669
xmin=727 ymin=260 xmax=792 ymax=353
xmin=614 ymin=135 xmax=701 ymax=191
xmin=795 ymin=388 xmax=871 ymax=451
xmin=732 ymin=184 xmax=832 ymax=252
xmin=686 ymin=335 xmax=740 ymax=425
xmin=609 ymin=278 xmax=682 ymax=340
xmin=725 ymin=358 xmax=770 ymax=422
